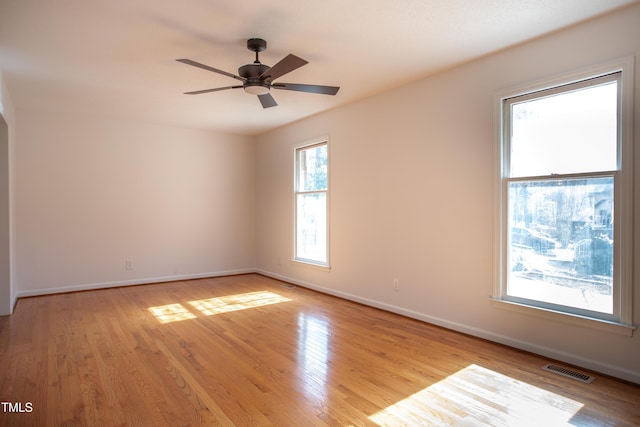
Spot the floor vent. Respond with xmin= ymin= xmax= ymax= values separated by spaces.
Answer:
xmin=542 ymin=364 xmax=595 ymax=384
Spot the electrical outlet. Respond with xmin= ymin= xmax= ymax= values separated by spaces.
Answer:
xmin=125 ymin=260 xmax=134 ymax=270
xmin=393 ymin=279 xmax=399 ymax=291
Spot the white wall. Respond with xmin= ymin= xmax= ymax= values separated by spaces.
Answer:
xmin=256 ymin=5 xmax=640 ymax=383
xmin=0 ymin=115 xmax=9 ymax=315
xmin=0 ymin=70 xmax=16 ymax=315
xmin=15 ymin=109 xmax=256 ymax=295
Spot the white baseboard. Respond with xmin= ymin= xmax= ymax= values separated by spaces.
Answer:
xmin=16 ymin=268 xmax=256 ymax=298
xmin=257 ymin=269 xmax=640 ymax=385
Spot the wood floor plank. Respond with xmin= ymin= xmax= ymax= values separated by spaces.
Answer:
xmin=1 ymin=273 xmax=639 ymax=426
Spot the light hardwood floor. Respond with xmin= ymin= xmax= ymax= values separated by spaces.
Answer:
xmin=1 ymin=274 xmax=638 ymax=426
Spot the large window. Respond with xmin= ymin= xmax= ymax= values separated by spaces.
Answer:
xmin=295 ymin=141 xmax=329 ymax=266
xmin=496 ymin=63 xmax=633 ymax=330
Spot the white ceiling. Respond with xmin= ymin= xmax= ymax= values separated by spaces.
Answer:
xmin=1 ymin=0 xmax=637 ymax=136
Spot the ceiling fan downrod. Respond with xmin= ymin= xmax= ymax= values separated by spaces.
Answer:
xmin=247 ymin=38 xmax=267 ymax=64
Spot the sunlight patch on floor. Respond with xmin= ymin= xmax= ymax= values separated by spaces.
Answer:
xmin=369 ymin=364 xmax=584 ymax=426
xmin=189 ymin=291 xmax=291 ymax=315
xmin=148 ymin=291 xmax=291 ymax=323
xmin=148 ymin=303 xmax=197 ymax=324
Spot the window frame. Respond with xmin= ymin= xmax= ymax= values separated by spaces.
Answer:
xmin=293 ymin=138 xmax=330 ymax=268
xmin=492 ymin=58 xmax=635 ymax=335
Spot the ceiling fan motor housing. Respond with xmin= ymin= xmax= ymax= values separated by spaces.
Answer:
xmin=238 ymin=63 xmax=271 ymax=94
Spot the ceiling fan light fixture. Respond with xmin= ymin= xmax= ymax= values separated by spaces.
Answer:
xmin=244 ymin=84 xmax=270 ymax=95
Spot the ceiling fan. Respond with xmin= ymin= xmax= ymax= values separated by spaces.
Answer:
xmin=177 ymin=38 xmax=340 ymax=108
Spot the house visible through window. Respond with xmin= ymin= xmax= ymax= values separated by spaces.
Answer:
xmin=295 ymin=141 xmax=328 ymax=266
xmin=497 ymin=68 xmax=632 ymax=327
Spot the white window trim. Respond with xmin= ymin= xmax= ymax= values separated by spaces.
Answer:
xmin=293 ymin=136 xmax=331 ymax=269
xmin=492 ymin=57 xmax=635 ymax=335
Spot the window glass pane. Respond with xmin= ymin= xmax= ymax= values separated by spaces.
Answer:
xmin=510 ymin=82 xmax=617 ymax=177
xmin=507 ymin=176 xmax=613 ymax=314
xmin=296 ymin=193 xmax=327 ymax=263
xmin=298 ymin=144 xmax=328 ymax=192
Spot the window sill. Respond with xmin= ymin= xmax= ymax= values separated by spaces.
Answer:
xmin=292 ymin=258 xmax=331 ymax=271
xmin=490 ymin=298 xmax=636 ymax=337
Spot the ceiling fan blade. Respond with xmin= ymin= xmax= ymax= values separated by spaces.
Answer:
xmin=176 ymin=59 xmax=245 ymax=82
xmin=183 ymin=86 xmax=242 ymax=95
xmin=258 ymin=93 xmax=278 ymax=108
xmin=272 ymin=83 xmax=340 ymax=95
xmin=260 ymin=54 xmax=308 ymax=81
